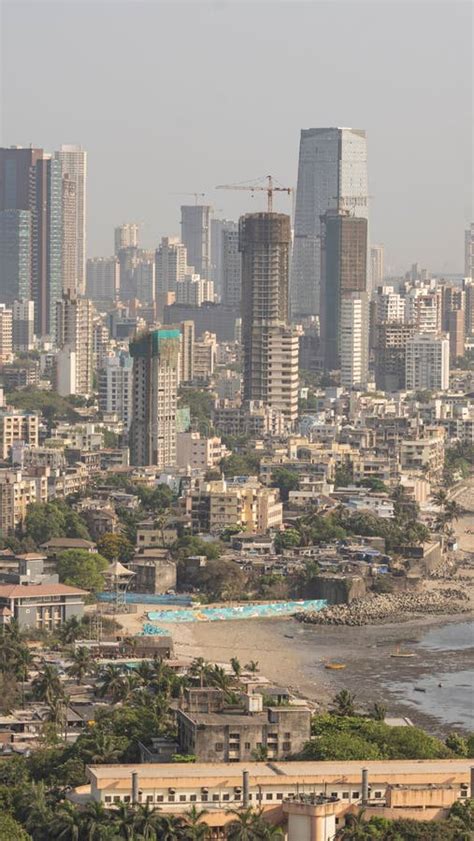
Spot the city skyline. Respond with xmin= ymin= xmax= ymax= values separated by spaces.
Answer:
xmin=1 ymin=0 xmax=471 ymax=275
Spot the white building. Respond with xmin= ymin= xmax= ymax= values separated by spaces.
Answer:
xmin=374 ymin=286 xmax=405 ymax=323
xmin=193 ymin=332 xmax=217 ymax=380
xmin=0 ymin=304 xmax=13 ymax=363
xmin=155 ymin=237 xmax=188 ymax=295
xmin=465 ymin=223 xmax=473 ymax=280
xmin=405 ymin=288 xmax=441 ymax=333
xmin=98 ymin=353 xmax=133 ymax=429
xmin=56 ymin=347 xmax=76 ymax=396
xmin=54 ymin=145 xmax=87 ymax=295
xmin=291 ymin=127 xmax=369 ymax=316
xmin=175 ymin=273 xmax=214 ymax=307
xmin=176 ymin=431 xmax=227 ymax=470
xmin=405 ymin=334 xmax=450 ymax=391
xmin=340 ymin=292 xmax=369 ymax=389
xmin=114 ymin=223 xmax=139 ymax=254
xmin=56 ymin=294 xmax=94 ymax=396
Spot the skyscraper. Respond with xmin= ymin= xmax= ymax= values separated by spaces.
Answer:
xmin=0 ymin=304 xmax=13 ymax=364
xmin=129 ymin=328 xmax=181 ymax=467
xmin=54 ymin=145 xmax=87 ymax=295
xmin=115 ymin=223 xmax=139 ymax=254
xmin=181 ymin=205 xmax=211 ymax=279
xmin=291 ymin=127 xmax=368 ymax=317
xmin=61 ymin=174 xmax=78 ymax=295
xmin=340 ymin=292 xmax=369 ymax=389
xmin=0 ymin=210 xmax=31 ymax=303
xmin=405 ymin=334 xmax=450 ymax=391
xmin=98 ymin=352 xmax=134 ymax=429
xmin=210 ymin=218 xmax=236 ymax=297
xmin=30 ymin=155 xmax=63 ymax=338
xmin=56 ymin=293 xmax=94 ymax=395
xmin=12 ymin=299 xmax=35 ymax=352
xmin=239 ymin=212 xmax=299 ymax=422
xmin=222 ymin=224 xmax=242 ymax=312
xmin=155 ymin=237 xmax=188 ymax=295
xmin=465 ymin=223 xmax=473 ymax=280
xmin=86 ymin=257 xmax=120 ymax=303
xmin=370 ymin=244 xmax=384 ymax=288
xmin=320 ymin=209 xmax=368 ymax=373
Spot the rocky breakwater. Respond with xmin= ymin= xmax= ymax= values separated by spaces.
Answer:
xmin=296 ymin=588 xmax=470 ymax=626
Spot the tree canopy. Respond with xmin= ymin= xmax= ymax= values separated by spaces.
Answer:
xmin=56 ymin=550 xmax=108 ymax=592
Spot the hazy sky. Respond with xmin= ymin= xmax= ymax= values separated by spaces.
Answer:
xmin=1 ymin=0 xmax=472 ymax=274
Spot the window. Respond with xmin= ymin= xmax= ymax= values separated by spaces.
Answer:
xmin=168 ymin=795 xmax=175 ymax=802
xmin=179 ymin=795 xmax=186 ymax=802
xmin=105 ymin=796 xmax=111 ymax=803
xmin=212 ymin=794 xmax=219 ymax=802
xmin=342 ymin=792 xmax=349 ymax=800
xmin=223 ymin=794 xmax=230 ymax=801
xmin=282 ymin=742 xmax=291 ymax=751
xmin=156 ymin=795 xmax=164 ymax=802
xmin=284 ymin=732 xmax=291 ymax=739
xmin=215 ymin=742 xmax=223 ymax=751
xmin=190 ymin=794 xmax=197 ymax=802
xmin=123 ymin=796 xmax=130 ymax=803
xmin=113 ymin=796 xmax=120 ymax=804
xmin=331 ymin=792 xmax=338 ymax=798
xmin=266 ymin=793 xmax=273 ymax=800
xmin=374 ymin=791 xmax=383 ymax=799
xmin=201 ymin=794 xmax=208 ymax=802
xmin=352 ymin=792 xmax=360 ymax=799
xmin=146 ymin=796 xmax=153 ymax=803
xmin=244 ymin=742 xmax=251 ymax=750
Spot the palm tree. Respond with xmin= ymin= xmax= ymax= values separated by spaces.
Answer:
xmin=244 ymin=661 xmax=259 ymax=673
xmin=59 ymin=615 xmax=83 ymax=645
xmin=208 ymin=665 xmax=233 ymax=692
xmin=67 ymin=646 xmax=95 ymax=684
xmin=251 ymin=745 xmax=268 ymax=762
xmin=32 ymin=663 xmax=63 ymax=705
xmin=432 ymin=489 xmax=448 ymax=508
xmin=183 ymin=805 xmax=210 ymax=840
xmin=134 ymin=661 xmax=157 ymax=686
xmin=333 ymin=689 xmax=356 ymax=717
xmin=335 ymin=809 xmax=368 ymax=840
xmin=50 ymin=800 xmax=82 ymax=841
xmin=81 ymin=731 xmax=124 ymax=764
xmin=114 ymin=672 xmax=141 ymax=704
xmin=445 ymin=500 xmax=462 ymax=522
xmin=225 ymin=807 xmax=265 ymax=841
xmin=189 ymin=657 xmax=213 ymax=689
xmin=18 ymin=781 xmax=53 ymax=839
xmin=81 ymin=800 xmax=110 ymax=841
xmin=157 ymin=813 xmax=186 ymax=840
xmin=230 ymin=657 xmax=242 ymax=678
xmin=113 ymin=803 xmax=137 ymax=840
xmin=15 ymin=645 xmax=34 ymax=705
xmin=132 ymin=802 xmax=162 ymax=840
xmin=98 ymin=664 xmax=126 ymax=699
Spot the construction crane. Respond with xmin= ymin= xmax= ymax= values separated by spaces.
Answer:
xmin=215 ymin=175 xmax=292 ymax=213
xmin=172 ymin=192 xmax=206 ymax=206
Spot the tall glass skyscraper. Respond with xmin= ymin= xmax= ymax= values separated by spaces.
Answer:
xmin=291 ymin=127 xmax=368 ymax=318
xmin=0 ymin=209 xmax=32 ymax=302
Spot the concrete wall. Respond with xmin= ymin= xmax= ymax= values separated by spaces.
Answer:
xmin=306 ymin=575 xmax=367 ymax=604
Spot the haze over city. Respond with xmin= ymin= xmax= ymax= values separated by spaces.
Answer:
xmin=1 ymin=0 xmax=471 ymax=273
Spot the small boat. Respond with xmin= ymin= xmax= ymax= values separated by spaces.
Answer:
xmin=325 ymin=662 xmax=346 ymax=670
xmin=414 ymin=686 xmax=426 ymax=693
xmin=391 ymin=645 xmax=415 ymax=658
xmin=284 ymin=634 xmax=294 ymax=639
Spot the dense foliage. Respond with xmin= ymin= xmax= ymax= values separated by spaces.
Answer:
xmin=56 ymin=549 xmax=109 ymax=592
xmin=24 ymin=500 xmax=90 ymax=547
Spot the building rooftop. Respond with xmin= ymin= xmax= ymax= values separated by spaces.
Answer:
xmin=0 ymin=583 xmax=87 ymax=598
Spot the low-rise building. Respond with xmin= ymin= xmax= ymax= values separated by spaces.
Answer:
xmin=0 ymin=409 xmax=39 ymax=460
xmin=186 ymin=478 xmax=282 ymax=535
xmin=176 ymin=432 xmax=227 ymax=471
xmin=0 ymin=582 xmax=86 ymax=629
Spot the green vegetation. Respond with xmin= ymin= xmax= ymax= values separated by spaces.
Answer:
xmin=444 ymin=442 xmax=474 ymax=485
xmin=301 ymin=712 xmax=457 ymax=761
xmin=178 ymin=387 xmax=214 ymax=431
xmin=56 ymin=549 xmax=108 ymax=592
xmin=96 ymin=532 xmax=135 ymax=563
xmin=5 ymin=388 xmax=82 ymax=424
xmin=270 ymin=467 xmax=299 ymax=502
xmin=24 ymin=501 xmax=90 ymax=547
xmin=220 ymin=450 xmax=261 ymax=477
xmin=336 ymin=801 xmax=474 ymax=839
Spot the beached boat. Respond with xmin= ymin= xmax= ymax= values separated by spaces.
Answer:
xmin=390 ymin=645 xmax=415 ymax=658
xmin=325 ymin=662 xmax=346 ymax=670
xmin=414 ymin=686 xmax=426 ymax=693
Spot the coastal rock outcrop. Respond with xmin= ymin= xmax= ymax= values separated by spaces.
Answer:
xmin=296 ymin=589 xmax=469 ymax=626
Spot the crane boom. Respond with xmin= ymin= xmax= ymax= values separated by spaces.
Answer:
xmin=216 ymin=175 xmax=292 ymax=213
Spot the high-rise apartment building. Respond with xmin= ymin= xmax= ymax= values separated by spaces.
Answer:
xmin=240 ymin=212 xmax=298 ymax=422
xmin=175 ymin=274 xmax=214 ymax=307
xmin=405 ymin=288 xmax=442 ymax=334
xmin=98 ymin=352 xmax=133 ymax=429
xmin=181 ymin=205 xmax=211 ymax=280
xmin=129 ymin=328 xmax=180 ymax=467
xmin=54 ymin=145 xmax=87 ymax=295
xmin=0 ymin=147 xmax=63 ymax=337
xmin=375 ymin=322 xmax=416 ymax=392
xmin=464 ymin=280 xmax=474 ymax=337
xmin=370 ymin=244 xmax=384 ymax=288
xmin=115 ymin=223 xmax=139 ymax=254
xmin=291 ymin=127 xmax=368 ymax=317
xmin=0 ymin=210 xmax=31 ymax=303
xmin=465 ymin=223 xmax=473 ymax=280
xmin=0 ymin=305 xmax=13 ymax=364
xmin=320 ymin=209 xmax=368 ymax=373
xmin=222 ymin=225 xmax=242 ymax=311
xmin=210 ymin=218 xmax=237 ymax=297
xmin=86 ymin=257 xmax=120 ymax=303
xmin=179 ymin=320 xmax=195 ymax=384
xmin=134 ymin=257 xmax=156 ymax=303
xmin=56 ymin=293 xmax=94 ymax=395
xmin=405 ymin=334 xmax=450 ymax=392
xmin=374 ymin=286 xmax=406 ymax=324
xmin=340 ymin=293 xmax=369 ymax=389
xmin=12 ymin=299 xmax=34 ymax=351
xmin=61 ymin=174 xmax=77 ymax=295
xmin=193 ymin=332 xmax=217 ymax=381
xmin=448 ymin=309 xmax=465 ymax=363
xmin=155 ymin=236 xmax=188 ymax=295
